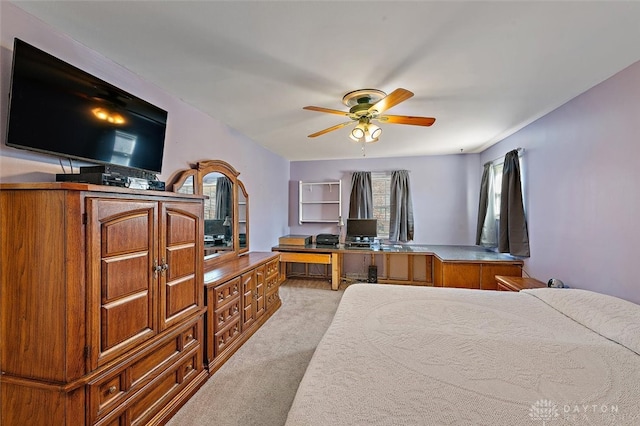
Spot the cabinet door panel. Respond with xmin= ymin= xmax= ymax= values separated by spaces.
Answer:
xmin=165 ymin=276 xmax=198 ymax=319
xmin=102 ymin=253 xmax=149 ymax=300
xmin=166 ymin=245 xmax=196 ymax=280
xmin=87 ymin=198 xmax=158 ymax=369
xmin=159 ymin=202 xmax=203 ymax=330
xmin=412 ymin=255 xmax=432 ymax=283
xmin=442 ymin=263 xmax=481 ymax=289
xmin=388 ymin=254 xmax=410 ymax=280
xmin=102 ymin=292 xmax=152 ymax=351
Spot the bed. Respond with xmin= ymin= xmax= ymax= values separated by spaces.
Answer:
xmin=285 ymin=284 xmax=640 ymax=425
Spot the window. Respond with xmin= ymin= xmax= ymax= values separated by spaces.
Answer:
xmin=371 ymin=172 xmax=391 ymax=238
xmin=492 ymin=162 xmax=503 ymax=218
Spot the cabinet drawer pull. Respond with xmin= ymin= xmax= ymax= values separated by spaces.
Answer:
xmin=185 ymin=364 xmax=193 ymax=372
xmin=218 ymin=293 xmax=225 ymax=302
xmin=108 ymin=386 xmax=117 ymax=395
xmin=219 ymin=314 xmax=225 ymax=323
xmin=233 ymin=306 xmax=239 ymax=314
xmin=186 ymin=333 xmax=194 ymax=341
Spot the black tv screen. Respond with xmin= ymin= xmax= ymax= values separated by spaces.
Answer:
xmin=5 ymin=39 xmax=167 ymax=174
xmin=346 ymin=218 xmax=378 ymax=237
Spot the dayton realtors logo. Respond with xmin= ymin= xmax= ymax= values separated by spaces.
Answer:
xmin=529 ymin=399 xmax=559 ymax=425
xmin=529 ymin=399 xmax=622 ymax=424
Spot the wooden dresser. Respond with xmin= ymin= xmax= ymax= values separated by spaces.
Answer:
xmin=0 ymin=183 xmax=208 ymax=425
xmin=204 ymin=252 xmax=282 ymax=373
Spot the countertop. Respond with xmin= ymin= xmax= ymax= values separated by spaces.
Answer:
xmin=272 ymin=243 xmax=522 ymax=263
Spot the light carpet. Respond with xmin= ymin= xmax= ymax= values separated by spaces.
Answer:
xmin=167 ymin=279 xmax=346 ymax=426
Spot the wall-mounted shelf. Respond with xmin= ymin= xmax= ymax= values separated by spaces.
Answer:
xmin=299 ymin=180 xmax=342 ymax=224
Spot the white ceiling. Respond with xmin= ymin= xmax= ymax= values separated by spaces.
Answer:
xmin=11 ymin=1 xmax=640 ymax=161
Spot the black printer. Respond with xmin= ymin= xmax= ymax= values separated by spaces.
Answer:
xmin=316 ymin=234 xmax=339 ymax=247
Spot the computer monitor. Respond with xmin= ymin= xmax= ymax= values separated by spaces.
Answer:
xmin=346 ymin=218 xmax=377 ymax=238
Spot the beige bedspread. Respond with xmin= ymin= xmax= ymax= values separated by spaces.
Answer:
xmin=285 ymin=284 xmax=640 ymax=425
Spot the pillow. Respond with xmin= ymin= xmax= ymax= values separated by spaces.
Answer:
xmin=522 ymin=288 xmax=640 ymax=355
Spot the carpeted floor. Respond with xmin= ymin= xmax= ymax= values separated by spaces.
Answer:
xmin=167 ymin=278 xmax=347 ymax=426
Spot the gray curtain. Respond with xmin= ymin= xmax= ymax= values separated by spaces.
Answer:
xmin=389 ymin=170 xmax=414 ymax=242
xmin=476 ymin=162 xmax=497 ymax=247
xmin=498 ymin=150 xmax=530 ymax=257
xmin=348 ymin=171 xmax=373 ymax=218
xmin=215 ymin=176 xmax=232 ymax=220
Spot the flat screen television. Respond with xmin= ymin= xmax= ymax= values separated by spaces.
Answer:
xmin=5 ymin=38 xmax=168 ymax=174
xmin=346 ymin=218 xmax=378 ymax=238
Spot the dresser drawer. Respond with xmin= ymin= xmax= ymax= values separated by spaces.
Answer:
xmin=266 ymin=287 xmax=280 ymax=311
xmin=129 ymin=349 xmax=203 ymax=426
xmin=214 ymin=277 xmax=241 ymax=308
xmin=266 ymin=258 xmax=279 ymax=277
xmin=265 ymin=273 xmax=278 ymax=294
xmin=214 ymin=298 xmax=241 ymax=332
xmin=214 ymin=316 xmax=241 ymax=357
xmin=88 ymin=317 xmax=203 ymax=423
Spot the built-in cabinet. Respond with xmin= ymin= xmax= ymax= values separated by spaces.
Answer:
xmin=378 ymin=253 xmax=433 ymax=285
xmin=0 ymin=183 xmax=207 ymax=426
xmin=433 ymin=258 xmax=522 ymax=290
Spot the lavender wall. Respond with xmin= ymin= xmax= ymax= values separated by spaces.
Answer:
xmin=481 ymin=61 xmax=640 ymax=304
xmin=290 ymin=154 xmax=480 ymax=245
xmin=0 ymin=3 xmax=289 ymax=252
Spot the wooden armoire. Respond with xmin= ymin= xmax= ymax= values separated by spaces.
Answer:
xmin=0 ymin=183 xmax=208 ymax=425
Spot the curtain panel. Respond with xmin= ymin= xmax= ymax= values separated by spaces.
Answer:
xmin=215 ymin=176 xmax=232 ymax=220
xmin=348 ymin=171 xmax=373 ymax=218
xmin=476 ymin=162 xmax=497 ymax=247
xmin=498 ymin=150 xmax=530 ymax=257
xmin=389 ymin=170 xmax=414 ymax=242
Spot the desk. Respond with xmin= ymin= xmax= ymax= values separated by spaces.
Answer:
xmin=275 ymin=246 xmax=342 ymax=290
xmin=272 ymin=244 xmax=523 ymax=291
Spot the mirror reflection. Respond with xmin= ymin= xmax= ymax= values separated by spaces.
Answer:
xmin=203 ymin=172 xmax=234 ymax=257
xmin=175 ymin=175 xmax=194 ymax=195
xmin=238 ymin=183 xmax=247 ymax=250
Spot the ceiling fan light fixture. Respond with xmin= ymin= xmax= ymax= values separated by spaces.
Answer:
xmin=351 ymin=124 xmax=366 ymax=140
xmin=368 ymin=123 xmax=381 ymax=139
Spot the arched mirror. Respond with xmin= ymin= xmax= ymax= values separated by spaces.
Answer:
xmin=169 ymin=160 xmax=249 ymax=270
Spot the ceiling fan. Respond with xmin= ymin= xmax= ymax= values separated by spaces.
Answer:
xmin=303 ymin=88 xmax=436 ymax=143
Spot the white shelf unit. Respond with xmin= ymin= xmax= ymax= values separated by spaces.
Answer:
xmin=298 ymin=180 xmax=342 ymax=224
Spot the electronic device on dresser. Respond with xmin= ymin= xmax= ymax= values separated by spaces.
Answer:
xmin=345 ymin=218 xmax=377 ymax=249
xmin=56 ymin=165 xmax=166 ymax=190
xmin=5 ymin=38 xmax=168 ymax=176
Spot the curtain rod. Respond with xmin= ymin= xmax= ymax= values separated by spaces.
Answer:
xmin=486 ymin=147 xmax=523 ymax=165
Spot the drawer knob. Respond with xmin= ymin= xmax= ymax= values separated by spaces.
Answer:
xmin=186 ymin=333 xmax=194 ymax=341
xmin=219 ymin=314 xmax=225 ymax=322
xmin=218 ymin=294 xmax=224 ymax=301
xmin=108 ymin=386 xmax=117 ymax=395
xmin=233 ymin=306 xmax=239 ymax=314
xmin=185 ymin=364 xmax=193 ymax=372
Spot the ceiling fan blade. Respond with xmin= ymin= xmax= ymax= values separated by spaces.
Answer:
xmin=303 ymin=106 xmax=350 ymax=116
xmin=368 ymin=88 xmax=414 ymax=115
xmin=377 ymin=115 xmax=436 ymax=126
xmin=308 ymin=121 xmax=354 ymax=138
